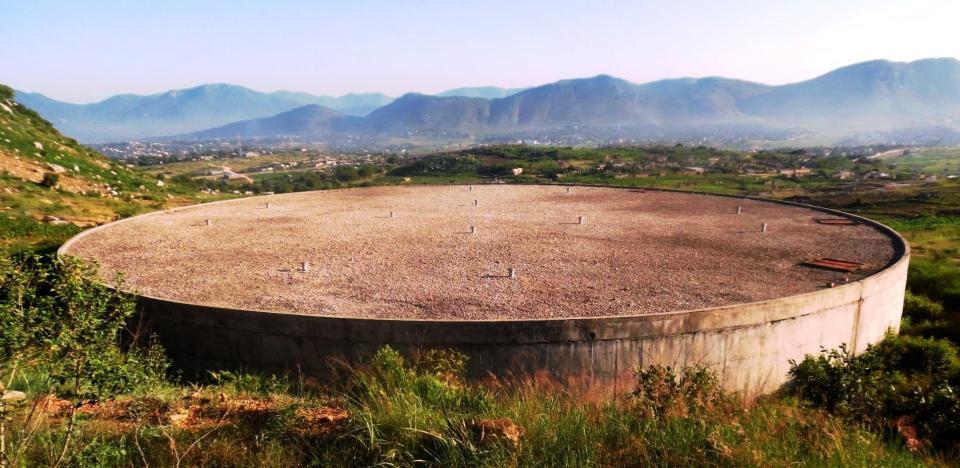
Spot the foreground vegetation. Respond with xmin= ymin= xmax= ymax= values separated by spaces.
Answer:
xmin=0 ymin=256 xmax=938 ymax=466
xmin=1 ymin=251 xmax=957 ymax=466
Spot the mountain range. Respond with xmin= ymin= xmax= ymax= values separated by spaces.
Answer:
xmin=15 ymin=58 xmax=960 ymax=144
xmin=13 ymin=85 xmax=394 ymax=142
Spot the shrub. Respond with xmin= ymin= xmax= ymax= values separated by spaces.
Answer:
xmin=908 ymin=259 xmax=960 ymax=308
xmin=789 ymin=336 xmax=960 ymax=448
xmin=631 ymin=364 xmax=725 ymax=420
xmin=0 ymin=254 xmax=170 ymax=466
xmin=39 ymin=172 xmax=59 ymax=189
xmin=902 ymin=291 xmax=944 ymax=323
xmin=0 ymin=255 xmax=169 ymax=398
xmin=334 ymin=166 xmax=359 ymax=182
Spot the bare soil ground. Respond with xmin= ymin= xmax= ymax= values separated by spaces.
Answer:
xmin=63 ymin=185 xmax=897 ymax=319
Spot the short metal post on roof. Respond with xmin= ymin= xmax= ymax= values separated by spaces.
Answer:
xmin=206 ymin=219 xmax=212 ymax=226
xmin=566 ymin=187 xmax=571 ymax=193
xmin=508 ymin=267 xmax=516 ymax=279
xmin=469 ymin=186 xmax=473 ymax=192
xmin=390 ymin=211 xmax=394 ymax=218
xmin=266 ymin=202 xmax=271 ymax=209
xmin=470 ymin=225 xmax=476 ymax=234
xmin=301 ymin=261 xmax=311 ymax=273
xmin=578 ymin=216 xmax=585 ymax=225
xmin=737 ymin=206 xmax=742 ymax=214
xmin=761 ymin=223 xmax=768 ymax=233
xmin=474 ymin=199 xmax=479 ymax=207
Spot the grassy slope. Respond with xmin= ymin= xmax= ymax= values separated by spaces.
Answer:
xmin=0 ymin=84 xmax=225 ymax=253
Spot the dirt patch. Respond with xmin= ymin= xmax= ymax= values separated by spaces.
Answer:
xmin=294 ymin=406 xmax=350 ymax=437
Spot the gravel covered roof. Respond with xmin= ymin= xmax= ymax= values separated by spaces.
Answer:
xmin=62 ymin=185 xmax=897 ymax=320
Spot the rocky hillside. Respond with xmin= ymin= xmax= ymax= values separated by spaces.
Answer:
xmin=0 ymin=83 xmax=208 ymax=252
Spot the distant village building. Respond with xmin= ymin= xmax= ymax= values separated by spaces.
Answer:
xmin=835 ymin=170 xmax=856 ymax=180
xmin=864 ymin=171 xmax=893 ymax=180
xmin=511 ymin=167 xmax=524 ymax=176
xmin=683 ymin=166 xmax=705 ymax=175
xmin=778 ymin=167 xmax=812 ymax=178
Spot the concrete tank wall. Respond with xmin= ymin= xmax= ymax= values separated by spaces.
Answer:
xmin=62 ymin=190 xmax=909 ymax=395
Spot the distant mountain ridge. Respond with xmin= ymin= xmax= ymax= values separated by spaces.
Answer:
xmin=14 ymin=84 xmax=393 ymax=142
xmin=187 ymin=104 xmax=349 ymax=140
xmin=18 ymin=58 xmax=960 ymax=144
xmin=186 ymin=58 xmax=960 ymax=142
xmin=738 ymin=58 xmax=960 ymax=126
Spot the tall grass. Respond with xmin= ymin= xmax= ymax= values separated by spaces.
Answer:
xmin=4 ymin=346 xmax=934 ymax=467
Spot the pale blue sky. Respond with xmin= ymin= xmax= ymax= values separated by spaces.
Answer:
xmin=2 ymin=0 xmax=958 ymax=103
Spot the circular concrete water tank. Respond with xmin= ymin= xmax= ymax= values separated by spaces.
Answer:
xmin=59 ymin=185 xmax=908 ymax=394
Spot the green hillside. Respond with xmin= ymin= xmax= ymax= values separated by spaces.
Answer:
xmin=0 ymin=83 xmax=213 ymax=252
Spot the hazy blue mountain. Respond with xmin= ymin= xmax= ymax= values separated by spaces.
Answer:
xmin=14 ymin=85 xmax=393 ymax=142
xmin=32 ymin=57 xmax=960 ymax=143
xmin=185 ymin=104 xmax=347 ymax=139
xmin=12 ymin=91 xmax=85 ymax=120
xmin=182 ymin=58 xmax=960 ymax=142
xmin=488 ymin=75 xmax=647 ymax=127
xmin=363 ymin=93 xmax=491 ymax=132
xmin=739 ymin=58 xmax=960 ymax=129
xmin=438 ymin=86 xmax=526 ymax=99
xmin=487 ymin=75 xmax=771 ymax=127
xmin=633 ymin=77 xmax=771 ymax=122
xmin=182 ymin=58 xmax=960 ymax=141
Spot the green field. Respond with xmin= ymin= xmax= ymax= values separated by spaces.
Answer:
xmin=887 ymin=148 xmax=960 ymax=176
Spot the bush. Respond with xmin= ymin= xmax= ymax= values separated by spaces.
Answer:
xmin=357 ymin=164 xmax=377 ymax=178
xmin=789 ymin=336 xmax=960 ymax=448
xmin=908 ymin=259 xmax=960 ymax=308
xmin=902 ymin=291 xmax=944 ymax=323
xmin=39 ymin=172 xmax=59 ymax=189
xmin=334 ymin=166 xmax=359 ymax=182
xmin=631 ymin=365 xmax=725 ymax=420
xmin=0 ymin=255 xmax=169 ymax=399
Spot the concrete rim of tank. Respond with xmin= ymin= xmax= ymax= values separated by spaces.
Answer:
xmin=57 ymin=184 xmax=910 ymax=336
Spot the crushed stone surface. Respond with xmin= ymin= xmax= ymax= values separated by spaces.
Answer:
xmin=63 ymin=185 xmax=897 ymax=319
